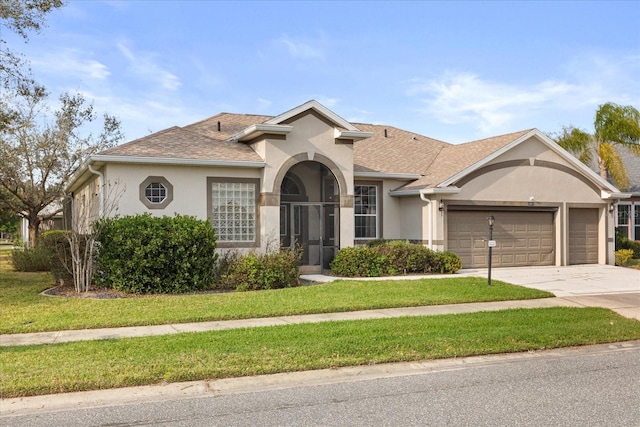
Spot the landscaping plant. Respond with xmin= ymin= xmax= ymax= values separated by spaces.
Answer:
xmin=94 ymin=214 xmax=218 ymax=293
xmin=330 ymin=240 xmax=462 ymax=277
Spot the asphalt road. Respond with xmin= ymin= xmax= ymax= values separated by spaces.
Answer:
xmin=3 ymin=342 xmax=640 ymax=426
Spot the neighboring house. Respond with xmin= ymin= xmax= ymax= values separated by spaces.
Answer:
xmin=19 ymin=203 xmax=65 ymax=246
xmin=66 ymin=100 xmax=627 ymax=271
xmin=614 ymin=146 xmax=640 ymax=241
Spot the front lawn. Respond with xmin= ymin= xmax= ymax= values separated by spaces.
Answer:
xmin=2 ymin=307 xmax=639 ymax=398
xmin=0 ymin=269 xmax=552 ymax=334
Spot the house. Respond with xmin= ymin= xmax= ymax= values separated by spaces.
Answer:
xmin=66 ymin=100 xmax=628 ymax=272
xmin=614 ymin=146 xmax=640 ymax=241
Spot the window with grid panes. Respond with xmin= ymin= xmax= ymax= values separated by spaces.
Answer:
xmin=145 ymin=182 xmax=167 ymax=204
xmin=210 ymin=181 xmax=256 ymax=242
xmin=354 ymin=184 xmax=378 ymax=239
xmin=617 ymin=204 xmax=630 ymax=239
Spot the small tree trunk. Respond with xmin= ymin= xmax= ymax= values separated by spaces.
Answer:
xmin=27 ymin=216 xmax=41 ymax=248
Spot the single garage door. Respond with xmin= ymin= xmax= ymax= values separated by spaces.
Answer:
xmin=448 ymin=209 xmax=555 ymax=268
xmin=568 ymin=208 xmax=599 ymax=265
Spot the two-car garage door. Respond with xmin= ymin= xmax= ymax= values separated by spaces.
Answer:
xmin=448 ymin=208 xmax=600 ymax=268
xmin=448 ymin=210 xmax=555 ymax=268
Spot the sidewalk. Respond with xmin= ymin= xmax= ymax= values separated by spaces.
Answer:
xmin=3 ymin=293 xmax=639 ymax=347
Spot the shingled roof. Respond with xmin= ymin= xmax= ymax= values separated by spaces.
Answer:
xmin=98 ymin=108 xmax=538 ymax=191
xmin=100 ymin=125 xmax=263 ymax=163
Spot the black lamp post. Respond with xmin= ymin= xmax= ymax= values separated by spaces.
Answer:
xmin=487 ymin=215 xmax=495 ymax=287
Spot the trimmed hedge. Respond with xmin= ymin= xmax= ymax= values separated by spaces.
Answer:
xmin=218 ymin=247 xmax=301 ymax=291
xmin=330 ymin=240 xmax=462 ymax=277
xmin=94 ymin=214 xmax=218 ymax=294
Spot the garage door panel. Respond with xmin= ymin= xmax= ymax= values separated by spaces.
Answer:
xmin=448 ymin=210 xmax=555 ymax=268
xmin=568 ymin=208 xmax=598 ymax=265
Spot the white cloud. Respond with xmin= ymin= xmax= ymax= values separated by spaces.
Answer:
xmin=280 ymin=35 xmax=324 ymax=59
xmin=407 ymin=53 xmax=640 ymax=135
xmin=32 ymin=49 xmax=110 ymax=81
xmin=117 ymin=40 xmax=181 ymax=91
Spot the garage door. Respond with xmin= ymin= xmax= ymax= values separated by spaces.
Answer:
xmin=448 ymin=210 xmax=555 ymax=268
xmin=568 ymin=208 xmax=598 ymax=265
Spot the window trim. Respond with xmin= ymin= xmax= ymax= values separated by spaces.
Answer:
xmin=354 ymin=181 xmax=382 ymax=243
xmin=139 ymin=176 xmax=173 ymax=209
xmin=207 ymin=177 xmax=260 ymax=248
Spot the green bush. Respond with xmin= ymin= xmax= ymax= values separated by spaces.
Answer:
xmin=330 ymin=241 xmax=462 ymax=277
xmin=39 ymin=230 xmax=74 ymax=286
xmin=615 ymin=249 xmax=634 ymax=266
xmin=94 ymin=214 xmax=218 ymax=294
xmin=615 ymin=230 xmax=640 ymax=258
xmin=219 ymin=247 xmax=301 ymax=291
xmin=10 ymin=245 xmax=52 ymax=272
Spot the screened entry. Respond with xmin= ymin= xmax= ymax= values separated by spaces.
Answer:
xmin=280 ymin=161 xmax=340 ymax=272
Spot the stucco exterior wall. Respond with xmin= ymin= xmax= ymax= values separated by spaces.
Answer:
xmin=103 ymin=163 xmax=262 ymax=219
xmin=437 ymin=137 xmax=613 ymax=265
xmin=262 ymin=114 xmax=355 ymax=196
xmin=71 ymin=174 xmax=102 ymax=233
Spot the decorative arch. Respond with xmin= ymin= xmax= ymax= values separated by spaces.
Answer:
xmin=272 ymin=152 xmax=349 ymax=205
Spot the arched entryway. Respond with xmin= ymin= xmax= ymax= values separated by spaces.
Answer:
xmin=279 ymin=161 xmax=340 ymax=271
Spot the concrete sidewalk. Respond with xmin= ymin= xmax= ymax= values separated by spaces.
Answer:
xmin=3 ymin=293 xmax=640 ymax=347
xmin=1 ymin=265 xmax=638 ymax=347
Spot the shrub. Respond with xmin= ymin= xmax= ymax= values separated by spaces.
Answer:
xmin=219 ymin=247 xmax=301 ymax=291
xmin=433 ymin=251 xmax=463 ymax=274
xmin=615 ymin=249 xmax=634 ymax=266
xmin=39 ymin=230 xmax=74 ymax=286
xmin=330 ymin=241 xmax=462 ymax=277
xmin=94 ymin=214 xmax=218 ymax=294
xmin=10 ymin=245 xmax=52 ymax=272
xmin=615 ymin=230 xmax=640 ymax=258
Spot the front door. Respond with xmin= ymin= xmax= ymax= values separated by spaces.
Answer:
xmin=293 ymin=203 xmax=322 ymax=271
xmin=279 ymin=161 xmax=340 ymax=272
xmin=281 ymin=203 xmax=338 ymax=273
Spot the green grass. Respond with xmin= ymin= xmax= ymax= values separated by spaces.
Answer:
xmin=2 ymin=307 xmax=639 ymax=398
xmin=0 ymin=269 xmax=552 ymax=334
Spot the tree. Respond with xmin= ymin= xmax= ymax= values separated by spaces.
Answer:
xmin=553 ymin=103 xmax=640 ymax=190
xmin=0 ymin=188 xmax=19 ymax=238
xmin=0 ymin=0 xmax=64 ymax=101
xmin=0 ymin=89 xmax=123 ymax=246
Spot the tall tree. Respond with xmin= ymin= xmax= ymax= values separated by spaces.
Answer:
xmin=553 ymin=103 xmax=640 ymax=190
xmin=0 ymin=89 xmax=123 ymax=246
xmin=0 ymin=0 xmax=64 ymax=90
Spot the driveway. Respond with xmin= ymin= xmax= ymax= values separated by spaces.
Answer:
xmin=461 ymin=264 xmax=640 ymax=297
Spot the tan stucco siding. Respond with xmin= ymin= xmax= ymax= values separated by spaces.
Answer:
xmin=104 ymin=163 xmax=262 ymax=219
xmin=454 ymin=165 xmax=603 ymax=204
xmin=492 ymin=137 xmax=576 ymax=168
xmin=398 ymin=196 xmax=425 ymax=241
xmin=263 ymin=114 xmax=354 ymax=196
xmin=71 ymin=174 xmax=102 ymax=233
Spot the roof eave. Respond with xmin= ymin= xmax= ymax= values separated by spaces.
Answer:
xmin=335 ymin=129 xmax=373 ymax=142
xmin=229 ymin=124 xmax=293 ymax=142
xmin=601 ymin=191 xmax=633 ymax=199
xmin=354 ymin=171 xmax=421 ymax=180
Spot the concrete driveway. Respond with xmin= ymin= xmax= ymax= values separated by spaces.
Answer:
xmin=461 ymin=264 xmax=639 ymax=297
xmin=461 ymin=264 xmax=640 ymax=321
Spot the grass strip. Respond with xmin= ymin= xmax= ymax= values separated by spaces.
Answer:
xmin=2 ymin=307 xmax=639 ymax=398
xmin=1 ymin=271 xmax=552 ymax=334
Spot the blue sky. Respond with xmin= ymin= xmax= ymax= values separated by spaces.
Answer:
xmin=8 ymin=0 xmax=640 ymax=144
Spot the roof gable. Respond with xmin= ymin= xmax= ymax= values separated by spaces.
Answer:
xmin=265 ymin=100 xmax=359 ymax=131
